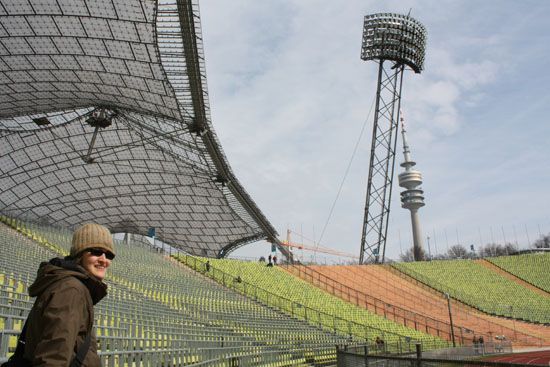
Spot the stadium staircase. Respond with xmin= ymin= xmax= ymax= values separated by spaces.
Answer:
xmin=485 ymin=254 xmax=550 ymax=294
xmin=392 ymin=259 xmax=550 ymax=325
xmin=0 ymin=217 xmax=355 ymax=366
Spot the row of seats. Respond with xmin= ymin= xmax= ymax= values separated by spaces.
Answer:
xmin=393 ymin=259 xmax=550 ymax=324
xmin=173 ymin=255 xmax=449 ymax=352
xmin=487 ymin=253 xmax=550 ymax=293
xmin=0 ymin=217 xmax=354 ymax=366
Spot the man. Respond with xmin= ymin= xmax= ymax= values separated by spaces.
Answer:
xmin=23 ymin=223 xmax=115 ymax=366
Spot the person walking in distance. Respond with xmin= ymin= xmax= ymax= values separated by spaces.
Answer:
xmin=22 ymin=223 xmax=115 ymax=366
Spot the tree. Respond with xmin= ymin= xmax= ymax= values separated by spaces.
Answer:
xmin=533 ymin=233 xmax=550 ymax=249
xmin=480 ymin=243 xmax=500 ymax=257
xmin=447 ymin=244 xmax=470 ymax=259
xmin=400 ymin=246 xmax=427 ymax=262
xmin=479 ymin=242 xmax=518 ymax=257
xmin=400 ymin=247 xmax=415 ymax=262
xmin=502 ymin=243 xmax=518 ymax=255
xmin=480 ymin=243 xmax=518 ymax=257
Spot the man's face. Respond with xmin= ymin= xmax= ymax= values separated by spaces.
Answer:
xmin=80 ymin=248 xmax=112 ymax=280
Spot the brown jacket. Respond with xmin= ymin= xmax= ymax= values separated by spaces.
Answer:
xmin=24 ymin=258 xmax=107 ymax=367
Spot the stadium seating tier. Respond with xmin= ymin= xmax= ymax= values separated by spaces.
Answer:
xmin=393 ymin=259 xmax=550 ymax=324
xmin=0 ymin=217 xmax=353 ymax=366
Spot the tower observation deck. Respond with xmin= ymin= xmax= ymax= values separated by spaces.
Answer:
xmin=398 ymin=114 xmax=426 ymax=261
xmin=359 ymin=13 xmax=427 ymax=263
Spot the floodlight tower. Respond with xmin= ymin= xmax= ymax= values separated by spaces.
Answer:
xmin=398 ymin=113 xmax=426 ymax=261
xmin=359 ymin=13 xmax=427 ymax=264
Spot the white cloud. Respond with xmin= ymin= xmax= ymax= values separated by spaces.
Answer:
xmin=200 ymin=1 xmax=550 ymax=261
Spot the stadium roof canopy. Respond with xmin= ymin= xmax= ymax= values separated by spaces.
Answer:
xmin=0 ymin=0 xmax=283 ymax=258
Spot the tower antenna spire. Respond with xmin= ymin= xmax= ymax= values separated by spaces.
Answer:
xmin=398 ymin=111 xmax=426 ymax=261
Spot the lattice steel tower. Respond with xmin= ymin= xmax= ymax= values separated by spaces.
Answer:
xmin=359 ymin=13 xmax=427 ymax=264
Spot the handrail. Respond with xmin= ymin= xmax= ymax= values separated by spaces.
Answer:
xmin=285 ymin=263 xmax=545 ymax=346
xmin=172 ymin=254 xmax=446 ymax=351
xmin=282 ymin=263 xmax=463 ymax=344
xmin=305 ymin=263 xmax=447 ymax=313
xmin=388 ymin=264 xmax=545 ymax=344
xmin=484 ymin=258 xmax=550 ymax=295
xmin=386 ymin=265 xmax=504 ymax=318
xmin=390 ymin=262 xmax=546 ymax=322
xmin=391 ymin=263 xmax=471 ymax=303
xmin=342 ymin=264 xmax=445 ymax=309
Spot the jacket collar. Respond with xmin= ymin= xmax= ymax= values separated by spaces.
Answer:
xmin=29 ymin=257 xmax=107 ymax=305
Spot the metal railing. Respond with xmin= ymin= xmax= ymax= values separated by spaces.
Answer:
xmin=389 ymin=265 xmax=547 ymax=345
xmin=337 ymin=342 xmax=521 ymax=367
xmin=174 ymin=254 xmax=448 ymax=353
xmin=283 ymin=263 xmax=464 ymax=343
xmin=390 ymin=263 xmax=549 ymax=327
xmin=285 ymin=263 xmax=546 ymax=347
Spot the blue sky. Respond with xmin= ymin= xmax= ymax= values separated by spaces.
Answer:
xmin=199 ymin=1 xmax=550 ymax=262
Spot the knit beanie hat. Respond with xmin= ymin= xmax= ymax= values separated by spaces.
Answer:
xmin=70 ymin=223 xmax=115 ymax=258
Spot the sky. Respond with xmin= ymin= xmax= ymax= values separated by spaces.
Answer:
xmin=198 ymin=1 xmax=550 ymax=263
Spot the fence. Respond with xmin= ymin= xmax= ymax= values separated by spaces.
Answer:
xmin=336 ymin=342 xmax=527 ymax=367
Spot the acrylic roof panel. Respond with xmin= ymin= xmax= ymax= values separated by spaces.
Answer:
xmin=0 ymin=0 xmax=180 ymax=123
xmin=0 ymin=0 xmax=277 ymax=257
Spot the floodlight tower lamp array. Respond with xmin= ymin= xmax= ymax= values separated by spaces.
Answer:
xmin=359 ymin=13 xmax=427 ymax=264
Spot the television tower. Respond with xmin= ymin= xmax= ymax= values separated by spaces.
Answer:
xmin=359 ymin=13 xmax=427 ymax=264
xmin=398 ymin=113 xmax=425 ymax=261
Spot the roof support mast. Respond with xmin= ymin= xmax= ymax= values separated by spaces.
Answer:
xmin=176 ymin=0 xmax=292 ymax=261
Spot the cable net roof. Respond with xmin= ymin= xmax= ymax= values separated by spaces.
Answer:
xmin=0 ymin=0 xmax=276 ymax=257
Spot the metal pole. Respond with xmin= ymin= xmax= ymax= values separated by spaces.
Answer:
xmin=445 ymin=293 xmax=456 ymax=347
xmin=509 ymin=305 xmax=517 ymax=340
xmin=415 ymin=343 xmax=422 ymax=367
xmin=82 ymin=126 xmax=100 ymax=163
